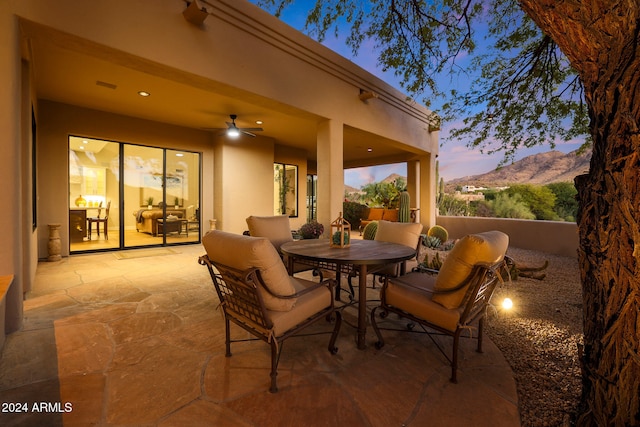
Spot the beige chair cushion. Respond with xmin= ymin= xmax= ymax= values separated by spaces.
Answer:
xmin=246 ymin=215 xmax=293 ymax=251
xmin=386 ymin=272 xmax=461 ymax=332
xmin=432 ymin=231 xmax=509 ymax=309
xmin=202 ymin=230 xmax=297 ymax=311
xmin=375 ymin=220 xmax=423 ymax=248
xmin=268 ymin=278 xmax=331 ymax=336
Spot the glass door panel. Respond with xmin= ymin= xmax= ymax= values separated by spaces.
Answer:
xmin=123 ymin=145 xmax=165 ymax=248
xmin=165 ymin=149 xmax=200 ymax=243
xmin=69 ymin=137 xmax=120 ymax=253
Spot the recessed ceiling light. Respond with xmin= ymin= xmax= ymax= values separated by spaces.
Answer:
xmin=367 ymin=147 xmax=373 ymax=152
xmin=176 ymin=153 xmax=184 ymax=157
xmin=82 ymin=140 xmax=88 ymax=144
xmin=256 ymin=120 xmax=263 ymax=125
xmin=138 ymin=91 xmax=150 ymax=97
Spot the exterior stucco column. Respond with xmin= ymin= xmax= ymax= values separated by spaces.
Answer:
xmin=407 ymin=160 xmax=420 ymax=223
xmin=0 ymin=13 xmax=24 ymax=334
xmin=316 ymin=119 xmax=343 ymax=233
xmin=419 ymin=154 xmax=436 ymax=228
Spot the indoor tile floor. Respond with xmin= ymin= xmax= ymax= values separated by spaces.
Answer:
xmin=0 ymin=244 xmax=520 ymax=426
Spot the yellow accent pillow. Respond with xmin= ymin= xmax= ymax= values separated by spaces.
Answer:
xmin=203 ymin=230 xmax=297 ymax=311
xmin=432 ymin=231 xmax=508 ymax=309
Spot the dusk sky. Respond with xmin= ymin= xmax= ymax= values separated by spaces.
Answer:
xmin=250 ymin=2 xmax=585 ymax=188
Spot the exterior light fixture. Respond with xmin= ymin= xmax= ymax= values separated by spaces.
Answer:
xmin=502 ymin=298 xmax=513 ymax=310
xmin=138 ymin=91 xmax=150 ymax=97
xmin=359 ymin=89 xmax=378 ymax=102
xmin=255 ymin=120 xmax=263 ymax=125
xmin=367 ymin=147 xmax=373 ymax=152
xmin=183 ymin=1 xmax=209 ymax=25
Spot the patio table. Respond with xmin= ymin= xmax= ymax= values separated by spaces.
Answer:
xmin=281 ymin=239 xmax=416 ymax=349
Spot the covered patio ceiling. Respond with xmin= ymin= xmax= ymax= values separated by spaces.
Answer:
xmin=23 ymin=20 xmax=424 ymax=169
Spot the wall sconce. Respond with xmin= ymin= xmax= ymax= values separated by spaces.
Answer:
xmin=183 ymin=1 xmax=209 ymax=26
xmin=359 ymin=89 xmax=378 ymax=102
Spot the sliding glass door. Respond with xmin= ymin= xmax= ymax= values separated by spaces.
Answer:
xmin=70 ymin=137 xmax=201 ymax=253
xmin=123 ymin=146 xmax=201 ymax=248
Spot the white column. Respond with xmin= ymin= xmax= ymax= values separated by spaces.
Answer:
xmin=316 ymin=120 xmax=343 ymax=233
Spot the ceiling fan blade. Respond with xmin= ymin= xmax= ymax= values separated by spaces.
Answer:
xmin=238 ymin=127 xmax=263 ymax=132
xmin=241 ymin=130 xmax=257 ymax=137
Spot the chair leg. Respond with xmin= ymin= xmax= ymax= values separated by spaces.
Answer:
xmin=477 ymin=316 xmax=484 ymax=353
xmin=224 ymin=318 xmax=232 ymax=357
xmin=269 ymin=341 xmax=279 ymax=393
xmin=328 ymin=311 xmax=342 ymax=354
xmin=451 ymin=332 xmax=460 ymax=383
xmin=370 ymin=306 xmax=385 ymax=349
xmin=104 ymin=221 xmax=108 ymax=240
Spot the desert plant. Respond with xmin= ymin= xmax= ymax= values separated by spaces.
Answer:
xmin=362 ymin=221 xmax=378 ymax=240
xmin=427 ymin=225 xmax=448 ymax=243
xmin=422 ymin=251 xmax=444 ymax=270
xmin=398 ymin=191 xmax=410 ymax=222
xmin=424 ymin=235 xmax=441 ymax=249
xmin=146 ymin=196 xmax=154 ymax=206
xmin=331 ymin=231 xmax=350 ymax=246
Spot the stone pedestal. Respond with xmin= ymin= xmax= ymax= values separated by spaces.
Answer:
xmin=47 ymin=224 xmax=62 ymax=262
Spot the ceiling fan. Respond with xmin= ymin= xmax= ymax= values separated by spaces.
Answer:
xmin=223 ymin=114 xmax=263 ymax=138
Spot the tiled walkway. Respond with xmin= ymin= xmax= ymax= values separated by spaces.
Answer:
xmin=0 ymin=244 xmax=520 ymax=426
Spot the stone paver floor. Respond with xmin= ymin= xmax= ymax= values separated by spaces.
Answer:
xmin=0 ymin=244 xmax=520 ymax=426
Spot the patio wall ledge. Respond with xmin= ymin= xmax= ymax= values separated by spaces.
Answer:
xmin=436 ymin=216 xmax=578 ymax=258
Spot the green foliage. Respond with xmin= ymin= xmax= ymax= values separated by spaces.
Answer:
xmin=504 ymin=184 xmax=557 ymax=220
xmin=362 ymin=221 xmax=378 ymax=240
xmin=545 ymin=182 xmax=578 ymax=221
xmin=481 ymin=192 xmax=536 ymax=219
xmin=422 ymin=251 xmax=444 ymax=270
xmin=256 ymin=0 xmax=590 ymax=164
xmin=398 ymin=191 xmax=410 ymax=222
xmin=343 ymin=201 xmax=367 ymax=230
xmin=424 ymin=235 xmax=441 ymax=249
xmin=360 ymin=179 xmax=405 ymax=208
xmin=332 ymin=230 xmax=350 ymax=245
xmin=427 ymin=225 xmax=449 ymax=243
xmin=438 ymin=194 xmax=471 ymax=216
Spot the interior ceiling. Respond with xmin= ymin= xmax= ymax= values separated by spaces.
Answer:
xmin=24 ymin=20 xmax=416 ymax=168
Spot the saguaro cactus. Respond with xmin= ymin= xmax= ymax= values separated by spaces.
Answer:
xmin=399 ymin=191 xmax=411 ymax=222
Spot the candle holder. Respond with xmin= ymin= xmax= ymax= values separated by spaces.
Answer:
xmin=330 ymin=212 xmax=351 ymax=248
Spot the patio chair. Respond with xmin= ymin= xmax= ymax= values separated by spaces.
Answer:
xmin=246 ymin=215 xmax=324 ymax=280
xmin=199 ymin=230 xmax=342 ymax=393
xmin=370 ymin=230 xmax=510 ymax=383
xmin=348 ymin=220 xmax=423 ymax=290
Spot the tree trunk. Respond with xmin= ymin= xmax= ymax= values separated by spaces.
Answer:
xmin=518 ymin=1 xmax=640 ymax=425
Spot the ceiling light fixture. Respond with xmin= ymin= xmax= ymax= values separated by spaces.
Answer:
xmin=367 ymin=147 xmax=373 ymax=152
xmin=256 ymin=120 xmax=263 ymax=125
xmin=227 ymin=125 xmax=240 ymax=138
xmin=138 ymin=91 xmax=150 ymax=97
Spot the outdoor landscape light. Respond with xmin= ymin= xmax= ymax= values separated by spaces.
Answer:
xmin=502 ymin=297 xmax=513 ymax=310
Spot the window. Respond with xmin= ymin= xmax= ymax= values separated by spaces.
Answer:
xmin=274 ymin=163 xmax=298 ymax=217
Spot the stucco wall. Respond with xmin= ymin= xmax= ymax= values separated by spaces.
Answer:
xmin=436 ymin=216 xmax=579 ymax=258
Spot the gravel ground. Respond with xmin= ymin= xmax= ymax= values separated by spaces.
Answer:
xmin=487 ymin=247 xmax=583 ymax=427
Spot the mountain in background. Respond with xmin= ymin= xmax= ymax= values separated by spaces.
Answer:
xmin=447 ymin=148 xmax=591 ymax=187
xmin=345 ymin=149 xmax=591 ymax=193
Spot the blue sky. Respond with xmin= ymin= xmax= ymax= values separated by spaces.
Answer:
xmin=250 ymin=2 xmax=585 ymax=188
